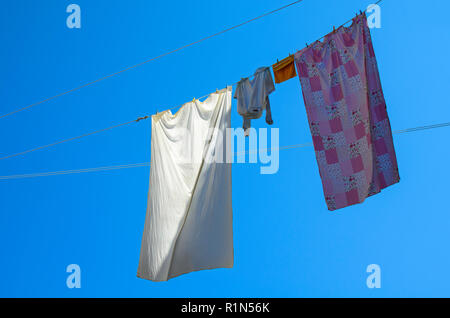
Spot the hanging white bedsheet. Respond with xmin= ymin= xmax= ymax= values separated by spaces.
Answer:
xmin=137 ymin=87 xmax=233 ymax=282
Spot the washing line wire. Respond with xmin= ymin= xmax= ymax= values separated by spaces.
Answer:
xmin=0 ymin=121 xmax=449 ymax=181
xmin=393 ymin=122 xmax=450 ymax=134
xmin=0 ymin=0 xmax=386 ymax=162
xmin=0 ymin=116 xmax=149 ymax=161
xmin=167 ymin=0 xmax=385 ymax=114
xmin=0 ymin=162 xmax=152 ymax=180
xmin=0 ymin=0 xmax=307 ymax=120
xmin=305 ymin=0 xmax=383 ymax=47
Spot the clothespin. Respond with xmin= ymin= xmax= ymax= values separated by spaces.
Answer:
xmin=136 ymin=115 xmax=149 ymax=122
xmin=306 ymin=42 xmax=309 ymax=48
xmin=359 ymin=10 xmax=363 ymax=14
xmin=333 ymin=26 xmax=336 ymax=33
xmin=192 ymin=98 xmax=196 ymax=103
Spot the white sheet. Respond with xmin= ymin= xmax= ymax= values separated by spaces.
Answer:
xmin=137 ymin=87 xmax=233 ymax=282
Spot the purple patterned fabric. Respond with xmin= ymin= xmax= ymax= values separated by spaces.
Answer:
xmin=295 ymin=13 xmax=399 ymax=211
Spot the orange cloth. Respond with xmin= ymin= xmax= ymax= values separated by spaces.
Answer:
xmin=272 ymin=55 xmax=296 ymax=84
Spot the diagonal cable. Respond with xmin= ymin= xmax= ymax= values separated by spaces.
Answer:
xmin=0 ymin=116 xmax=149 ymax=161
xmin=0 ymin=0 xmax=306 ymax=120
xmin=0 ymin=120 xmax=449 ymax=180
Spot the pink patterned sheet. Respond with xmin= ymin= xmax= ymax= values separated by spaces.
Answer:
xmin=295 ymin=13 xmax=399 ymax=211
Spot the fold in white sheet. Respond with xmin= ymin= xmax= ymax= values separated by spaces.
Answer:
xmin=137 ymin=87 xmax=233 ymax=282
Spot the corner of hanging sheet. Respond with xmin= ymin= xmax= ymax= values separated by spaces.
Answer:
xmin=216 ymin=86 xmax=232 ymax=94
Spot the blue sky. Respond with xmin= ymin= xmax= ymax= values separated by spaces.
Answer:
xmin=1 ymin=0 xmax=449 ymax=297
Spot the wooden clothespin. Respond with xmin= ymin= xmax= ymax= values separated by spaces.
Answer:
xmin=136 ymin=115 xmax=149 ymax=122
xmin=333 ymin=26 xmax=336 ymax=33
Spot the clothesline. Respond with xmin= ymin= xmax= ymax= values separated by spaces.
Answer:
xmin=0 ymin=117 xmax=148 ymax=161
xmin=0 ymin=0 xmax=307 ymax=120
xmin=0 ymin=0 xmax=385 ymax=162
xmin=1 ymin=121 xmax=449 ymax=181
xmin=169 ymin=0 xmax=385 ymax=114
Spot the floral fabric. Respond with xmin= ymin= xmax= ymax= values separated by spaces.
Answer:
xmin=295 ymin=13 xmax=399 ymax=211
